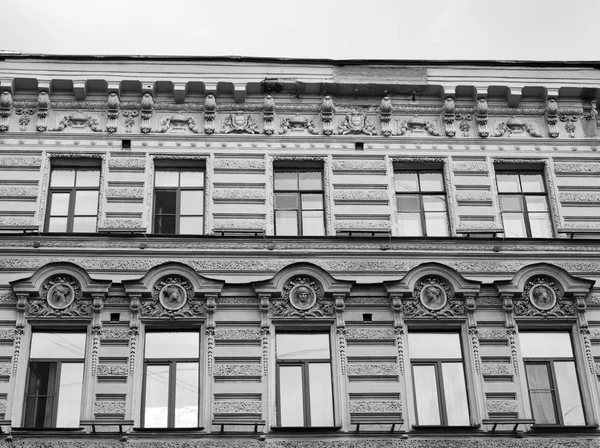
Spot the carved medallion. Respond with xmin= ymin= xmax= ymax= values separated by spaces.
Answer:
xmin=529 ymin=284 xmax=556 ymax=311
xmin=404 ymin=277 xmax=462 ymax=318
xmin=143 ymin=276 xmax=203 ymax=318
xmin=289 ymin=284 xmax=317 ymax=311
xmin=158 ymin=283 xmax=187 ymax=311
xmin=514 ymin=277 xmax=571 ymax=318
xmin=419 ymin=284 xmax=447 ymax=311
xmin=272 ymin=276 xmax=333 ymax=318
xmin=47 ymin=283 xmax=76 ymax=310
xmin=28 ymin=275 xmax=90 ymax=317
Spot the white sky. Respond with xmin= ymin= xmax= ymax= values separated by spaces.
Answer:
xmin=0 ymin=0 xmax=597 ymax=61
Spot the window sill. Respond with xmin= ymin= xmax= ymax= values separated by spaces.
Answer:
xmin=133 ymin=427 xmax=205 ymax=432
xmin=411 ymin=424 xmax=481 ymax=431
xmin=12 ymin=427 xmax=85 ymax=435
xmin=270 ymin=426 xmax=342 ymax=432
xmin=530 ymin=424 xmax=599 ymax=432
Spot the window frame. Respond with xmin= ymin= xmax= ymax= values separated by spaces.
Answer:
xmin=44 ymin=167 xmax=101 ymax=233
xmin=393 ymin=169 xmax=449 ymax=237
xmin=152 ymin=168 xmax=205 ymax=235
xmin=495 ymin=170 xmax=553 ymax=238
xmin=273 ymin=167 xmax=326 ymax=236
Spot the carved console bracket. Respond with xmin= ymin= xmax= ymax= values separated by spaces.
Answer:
xmin=334 ymin=293 xmax=347 ymax=375
xmin=206 ymin=295 xmax=217 ymax=376
xmin=545 ymin=99 xmax=559 ymax=138
xmin=36 ymin=91 xmax=50 ymax=132
xmin=140 ymin=93 xmax=154 ymax=133
xmin=0 ymin=91 xmax=13 ymax=132
xmin=204 ymin=94 xmax=216 ymax=134
xmin=465 ymin=294 xmax=480 ymax=375
xmin=441 ymin=97 xmax=456 ymax=137
xmin=380 ymin=96 xmax=393 ymax=137
xmin=391 ymin=295 xmax=405 ymax=376
xmin=263 ymin=95 xmax=275 ymax=135
xmin=320 ymin=96 xmax=334 ymax=135
xmin=259 ymin=294 xmax=270 ymax=377
xmin=106 ymin=93 xmax=120 ymax=133
xmin=475 ymin=98 xmax=490 ymax=138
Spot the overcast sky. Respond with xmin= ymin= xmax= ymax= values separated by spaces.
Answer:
xmin=0 ymin=0 xmax=597 ymax=61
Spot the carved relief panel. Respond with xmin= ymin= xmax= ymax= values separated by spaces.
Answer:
xmin=402 ymin=276 xmax=464 ymax=318
xmin=271 ymin=276 xmax=333 ymax=318
xmin=513 ymin=277 xmax=573 ymax=318
xmin=141 ymin=275 xmax=206 ymax=318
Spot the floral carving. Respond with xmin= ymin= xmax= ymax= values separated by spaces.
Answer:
xmin=320 ymin=95 xmax=335 ymax=135
xmin=28 ymin=276 xmax=90 ymax=317
xmin=347 ymin=364 xmax=399 ymax=376
xmin=15 ymin=107 xmax=35 ymax=131
xmin=222 ymin=112 xmax=259 ymax=134
xmin=273 ymin=276 xmax=333 ymax=318
xmin=404 ymin=277 xmax=463 ymax=318
xmin=0 ymin=91 xmax=13 ymax=132
xmin=279 ymin=114 xmax=318 ymax=135
xmin=494 ymin=117 xmax=541 ymax=137
xmin=97 ymin=363 xmax=128 ymax=377
xmin=213 ymin=401 xmax=262 ymax=414
xmin=545 ymin=98 xmax=560 ymax=138
xmin=396 ymin=116 xmax=440 ymax=136
xmin=346 ymin=328 xmax=395 ymax=340
xmin=99 ymin=327 xmax=130 ymax=340
xmin=140 ymin=93 xmax=154 ymax=133
xmin=94 ymin=401 xmax=126 ymax=416
xmin=338 ymin=110 xmax=376 ymax=135
xmin=213 ymin=364 xmax=262 ymax=377
xmin=514 ymin=278 xmax=573 ymax=318
xmin=349 ymin=400 xmax=402 ymax=414
xmin=478 ymin=328 xmax=508 ymax=341
xmin=561 ymin=114 xmax=578 ymax=138
xmin=215 ymin=328 xmax=261 ymax=340
xmin=36 ymin=91 xmax=50 ymax=132
xmin=122 ymin=110 xmax=139 ymax=132
xmin=380 ymin=96 xmax=393 ymax=136
xmin=482 ymin=363 xmax=513 ymax=376
xmin=486 ymin=399 xmax=518 ymax=414
xmin=156 ymin=113 xmax=200 ymax=134
xmin=106 ymin=93 xmax=120 ymax=133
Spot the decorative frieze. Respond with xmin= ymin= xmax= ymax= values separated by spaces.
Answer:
xmin=334 ymin=220 xmax=391 ymax=231
xmin=100 ymin=218 xmax=144 ymax=230
xmin=215 ymin=328 xmax=261 ymax=341
xmin=0 ymin=186 xmax=39 ymax=197
xmin=452 ymin=162 xmax=488 ymax=173
xmin=485 ymin=399 xmax=518 ymax=414
xmin=481 ymin=364 xmax=513 ymax=376
xmin=213 ymin=159 xmax=265 ymax=170
xmin=0 ymin=364 xmax=11 ymax=377
xmin=338 ymin=110 xmax=377 ymax=136
xmin=56 ymin=111 xmax=102 ymax=132
xmin=345 ymin=297 xmax=390 ymax=305
xmin=554 ymin=162 xmax=600 ymax=173
xmin=96 ymin=364 xmax=128 ymax=377
xmin=213 ymin=364 xmax=262 ymax=377
xmin=100 ymin=328 xmax=130 ymax=340
xmin=349 ymin=400 xmax=402 ymax=414
xmin=213 ymin=189 xmax=266 ymax=201
xmin=331 ymin=160 xmax=387 ymax=171
xmin=493 ymin=117 xmax=541 ymax=137
xmin=333 ymin=190 xmax=389 ymax=201
xmin=213 ymin=401 xmax=262 ymax=414
xmin=106 ymin=187 xmax=145 ymax=199
xmin=397 ymin=116 xmax=440 ymax=136
xmin=213 ymin=219 xmax=265 ymax=231
xmin=93 ymin=401 xmax=126 ymax=416
xmin=222 ymin=113 xmax=259 ymax=134
xmin=455 ymin=191 xmax=492 ymax=202
xmin=347 ymin=364 xmax=399 ymax=376
xmin=216 ymin=297 xmax=260 ymax=306
xmin=107 ymin=157 xmax=146 ymax=169
xmin=478 ymin=328 xmax=508 ymax=341
xmin=0 ymin=156 xmax=42 ymax=167
xmin=346 ymin=328 xmax=395 ymax=340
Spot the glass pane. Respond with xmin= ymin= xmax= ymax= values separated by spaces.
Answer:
xmin=179 ymin=217 xmax=203 ymax=235
xmin=275 ymin=193 xmax=298 ymax=210
xmin=72 ymin=217 xmax=97 ymax=233
xmin=50 ymin=169 xmax=75 ymax=187
xmin=529 ymin=213 xmax=552 ymax=238
xmin=394 ymin=172 xmax=418 ymax=192
xmin=180 ymin=190 xmax=204 ymax=215
xmin=47 ymin=217 xmax=68 ymax=232
xmin=425 ymin=213 xmax=449 ymax=236
xmin=442 ymin=363 xmax=470 ymax=425
xmin=301 ymin=194 xmax=323 ymax=210
xmin=525 ymin=363 xmax=556 ymax=424
xmin=180 ymin=171 xmax=204 ymax=187
xmin=502 ymin=212 xmax=527 ymax=237
xmin=554 ymin=361 xmax=585 ymax=425
xmin=398 ymin=213 xmax=422 ymax=236
xmin=144 ymin=365 xmax=169 ymax=428
xmin=423 ymin=196 xmax=446 ymax=211
xmin=277 ymin=333 xmax=330 ymax=360
xmin=497 ymin=174 xmax=520 ymax=192
xmin=309 ymin=363 xmax=334 ymax=426
xmin=30 ymin=333 xmax=86 ymax=359
xmin=25 ymin=362 xmax=56 ymax=428
xmin=154 ymin=215 xmax=176 ymax=234
xmin=175 ymin=362 xmax=199 ymax=428
xmin=521 ymin=173 xmax=545 ymax=192
xmin=74 ymin=190 xmax=99 ymax=215
xmin=299 ymin=171 xmax=322 ymax=190
xmin=76 ymin=170 xmax=100 ymax=187
xmin=145 ymin=332 xmax=199 ymax=359
xmin=413 ymin=364 xmax=441 ymax=425
xmin=420 ymin=172 xmax=444 ymax=192
xmin=279 ymin=365 xmax=304 ymax=426
xmin=397 ymin=195 xmax=420 ymax=212
xmin=500 ymin=196 xmax=523 ymax=212
xmin=302 ymin=210 xmax=325 ymax=236
xmin=56 ymin=363 xmax=84 ymax=427
xmin=154 ymin=191 xmax=177 ymax=215
xmin=50 ymin=193 xmax=70 ymax=216
xmin=275 ymin=210 xmax=298 ymax=236
xmin=526 ymin=196 xmax=548 ymax=211
xmin=408 ymin=333 xmax=462 ymax=359
xmin=520 ymin=333 xmax=573 ymax=358
xmin=155 ymin=171 xmax=179 ymax=187
xmin=274 ymin=171 xmax=298 ymax=190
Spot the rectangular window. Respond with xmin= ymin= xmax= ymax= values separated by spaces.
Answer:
xmin=275 ymin=332 xmax=334 ymax=427
xmin=520 ymin=332 xmax=585 ymax=426
xmin=24 ymin=332 xmax=86 ymax=428
xmin=408 ymin=332 xmax=470 ymax=426
xmin=274 ymin=169 xmax=325 ymax=236
xmin=45 ymin=167 xmax=100 ymax=232
xmin=142 ymin=331 xmax=200 ymax=428
xmin=496 ymin=171 xmax=552 ymax=238
xmin=394 ymin=170 xmax=449 ymax=236
xmin=153 ymin=169 xmax=204 ymax=234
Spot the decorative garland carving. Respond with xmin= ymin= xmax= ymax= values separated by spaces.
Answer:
xmin=272 ymin=276 xmax=333 ymax=318
xmin=262 ymin=95 xmax=275 ymax=135
xmin=380 ymin=96 xmax=393 ymax=137
xmin=28 ymin=275 xmax=91 ymax=317
xmin=122 ymin=110 xmax=138 ymax=133
xmin=142 ymin=276 xmax=205 ymax=318
xmin=545 ymin=99 xmax=559 ymax=138
xmin=279 ymin=114 xmax=319 ymax=135
xmin=475 ymin=98 xmax=490 ymax=138
xmin=90 ymin=294 xmax=104 ymax=376
xmin=213 ymin=401 xmax=262 ymax=414
xmin=0 ymin=91 xmax=13 ymax=132
xmin=214 ymin=364 xmax=262 ymax=377
xmin=56 ymin=110 xmax=102 ymax=132
xmin=222 ymin=112 xmax=259 ymax=134
xmin=347 ymin=364 xmax=399 ymax=376
xmin=494 ymin=117 xmax=541 ymax=137
xmin=403 ymin=277 xmax=463 ymax=318
xmin=560 ymin=114 xmax=578 ymax=138
xmin=396 ymin=116 xmax=440 ymax=136
xmin=15 ymin=107 xmax=35 ymax=131
xmin=206 ymin=328 xmax=215 ymax=376
xmin=502 ymin=295 xmax=519 ymax=375
xmin=106 ymin=93 xmax=119 ymax=133
xmin=441 ymin=97 xmax=455 ymax=137
xmin=320 ymin=96 xmax=335 ymax=135
xmin=140 ymin=93 xmax=154 ymax=133
xmin=514 ymin=277 xmax=573 ymax=318
xmin=466 ymin=295 xmax=480 ymax=375
xmin=156 ymin=113 xmax=200 ymax=134
xmin=349 ymin=400 xmax=402 ymax=414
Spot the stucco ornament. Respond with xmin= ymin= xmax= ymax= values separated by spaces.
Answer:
xmin=403 ymin=277 xmax=463 ymax=318
xmin=106 ymin=92 xmax=120 ymax=132
xmin=380 ymin=95 xmax=393 ymax=136
xmin=337 ymin=110 xmax=376 ymax=135
xmin=441 ymin=97 xmax=456 ymax=137
xmin=0 ymin=91 xmax=13 ymax=132
xmin=494 ymin=117 xmax=541 ymax=137
xmin=140 ymin=93 xmax=154 ymax=133
xmin=396 ymin=116 xmax=440 ymax=136
xmin=222 ymin=112 xmax=259 ymax=134
xmin=475 ymin=98 xmax=490 ymax=137
xmin=263 ymin=94 xmax=275 ymax=135
xmin=515 ymin=277 xmax=572 ymax=318
xmin=143 ymin=276 xmax=204 ymax=318
xmin=156 ymin=112 xmax=200 ymax=133
xmin=56 ymin=110 xmax=102 ymax=132
xmin=320 ymin=95 xmax=335 ymax=135
xmin=279 ymin=114 xmax=319 ymax=135
xmin=203 ymin=94 xmax=217 ymax=134
xmin=272 ymin=276 xmax=333 ymax=317
xmin=29 ymin=275 xmax=90 ymax=317
xmin=545 ymin=98 xmax=560 ymax=138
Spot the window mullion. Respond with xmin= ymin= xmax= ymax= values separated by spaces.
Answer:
xmin=436 ymin=361 xmax=448 ymax=426
xmin=548 ymin=360 xmax=564 ymax=426
xmin=297 ymin=192 xmax=303 ymax=235
xmin=168 ymin=362 xmax=176 ymax=428
xmin=66 ymin=186 xmax=77 ymax=233
xmin=302 ymin=361 xmax=311 ymax=426
xmin=52 ymin=361 xmax=62 ymax=427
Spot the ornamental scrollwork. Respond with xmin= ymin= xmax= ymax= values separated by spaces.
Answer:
xmin=29 ymin=275 xmax=91 ymax=317
xmin=403 ymin=277 xmax=464 ymax=318
xmin=56 ymin=110 xmax=102 ymax=132
xmin=514 ymin=277 xmax=573 ymax=318
xmin=494 ymin=117 xmax=541 ymax=137
xmin=396 ymin=116 xmax=440 ymax=136
xmin=337 ymin=110 xmax=376 ymax=135
xmin=279 ymin=114 xmax=319 ymax=135
xmin=272 ymin=276 xmax=333 ymax=318
xmin=142 ymin=276 xmax=205 ymax=318
xmin=222 ymin=112 xmax=259 ymax=134
xmin=156 ymin=113 xmax=200 ymax=134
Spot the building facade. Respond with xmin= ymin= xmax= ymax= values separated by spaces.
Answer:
xmin=0 ymin=55 xmax=599 ymax=447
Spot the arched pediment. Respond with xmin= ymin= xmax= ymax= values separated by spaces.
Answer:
xmin=10 ymin=262 xmax=111 ymax=298
xmin=494 ymin=263 xmax=594 ymax=297
xmin=122 ymin=262 xmax=224 ymax=297
xmin=384 ymin=262 xmax=481 ymax=297
xmin=252 ymin=262 xmax=353 ymax=297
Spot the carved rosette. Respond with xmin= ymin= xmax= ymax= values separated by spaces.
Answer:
xmin=29 ymin=275 xmax=90 ymax=317
xmin=203 ymin=94 xmax=216 ymax=134
xmin=380 ymin=96 xmax=393 ymax=136
xmin=514 ymin=277 xmax=573 ymax=318
xmin=142 ymin=276 xmax=205 ymax=318
xmin=475 ymin=98 xmax=489 ymax=138
xmin=441 ymin=97 xmax=455 ymax=137
xmin=0 ymin=91 xmax=13 ymax=132
xmin=403 ymin=277 xmax=464 ymax=318
xmin=272 ymin=276 xmax=333 ymax=318
xmin=263 ymin=95 xmax=275 ymax=135
xmin=36 ymin=91 xmax=50 ymax=132
xmin=140 ymin=93 xmax=154 ymax=133
xmin=106 ymin=93 xmax=120 ymax=133
xmin=222 ymin=112 xmax=259 ymax=134
xmin=320 ymin=96 xmax=334 ymax=135
xmin=338 ymin=110 xmax=376 ymax=135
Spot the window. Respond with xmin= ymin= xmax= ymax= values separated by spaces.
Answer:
xmin=275 ymin=332 xmax=334 ymax=427
xmin=153 ymin=169 xmax=204 ymax=234
xmin=45 ymin=167 xmax=100 ymax=232
xmin=394 ymin=170 xmax=449 ymax=236
xmin=520 ymin=332 xmax=585 ymax=426
xmin=24 ymin=332 xmax=86 ymax=428
xmin=274 ymin=169 xmax=325 ymax=236
xmin=496 ymin=172 xmax=552 ymax=237
xmin=408 ymin=332 xmax=470 ymax=426
xmin=142 ymin=331 xmax=199 ymax=428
